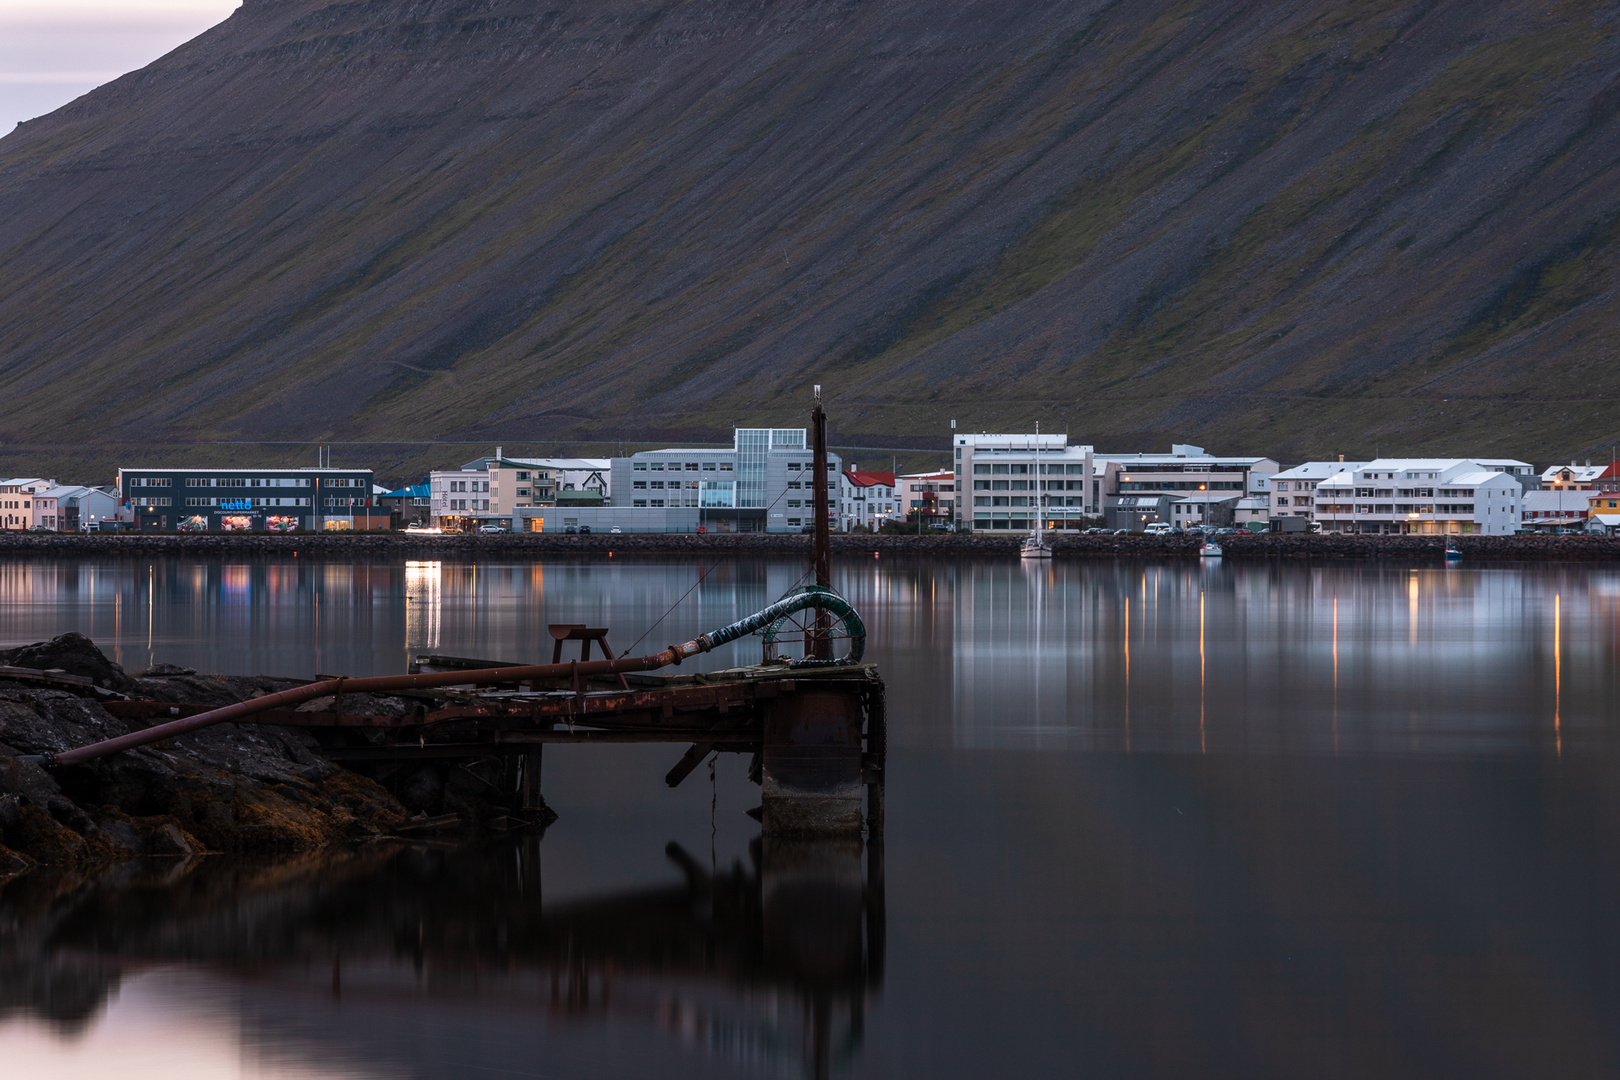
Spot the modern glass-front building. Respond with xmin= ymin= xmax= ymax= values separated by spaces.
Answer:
xmin=609 ymin=429 xmax=842 ymax=532
xmin=117 ymin=467 xmax=379 ymax=531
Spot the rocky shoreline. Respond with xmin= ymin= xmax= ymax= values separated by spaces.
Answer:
xmin=0 ymin=634 xmax=538 ymax=878
xmin=0 ymin=531 xmax=1617 ymax=561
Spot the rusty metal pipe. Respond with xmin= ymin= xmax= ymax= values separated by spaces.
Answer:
xmin=30 ymin=642 xmax=702 ymax=768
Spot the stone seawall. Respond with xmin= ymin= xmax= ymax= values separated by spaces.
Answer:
xmin=0 ymin=532 xmax=1616 ymax=561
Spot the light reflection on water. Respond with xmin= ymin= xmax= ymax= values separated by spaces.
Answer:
xmin=0 ymin=557 xmax=1610 ymax=754
xmin=2 ymin=556 xmax=1620 ymax=1078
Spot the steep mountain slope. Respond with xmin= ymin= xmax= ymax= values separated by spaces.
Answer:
xmin=1 ymin=0 xmax=1617 ymax=468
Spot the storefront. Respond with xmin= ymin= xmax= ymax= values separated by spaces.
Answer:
xmin=118 ymin=468 xmax=376 ymax=532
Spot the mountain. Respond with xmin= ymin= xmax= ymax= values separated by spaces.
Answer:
xmin=1 ymin=0 xmax=1618 ymax=476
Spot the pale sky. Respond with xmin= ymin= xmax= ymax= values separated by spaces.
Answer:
xmin=0 ymin=1 xmax=239 ymax=136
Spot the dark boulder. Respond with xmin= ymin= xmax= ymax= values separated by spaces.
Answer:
xmin=0 ymin=633 xmax=136 ymax=691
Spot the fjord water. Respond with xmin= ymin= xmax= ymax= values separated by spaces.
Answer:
xmin=2 ymin=556 xmax=1618 ymax=1078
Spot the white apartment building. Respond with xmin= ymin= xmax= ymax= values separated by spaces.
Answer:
xmin=429 ymin=469 xmax=490 ymax=529
xmin=840 ymin=470 xmax=898 ymax=531
xmin=1314 ymin=459 xmax=1528 ymax=535
xmin=898 ymin=470 xmax=956 ymax=527
xmin=1270 ymin=461 xmax=1369 ymax=524
xmin=954 ymin=433 xmax=1096 ymax=533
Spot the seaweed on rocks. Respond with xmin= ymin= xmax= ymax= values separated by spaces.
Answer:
xmin=0 ymin=634 xmax=422 ymax=873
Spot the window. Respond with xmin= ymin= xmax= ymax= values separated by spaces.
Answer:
xmin=516 ymin=471 xmax=530 ymax=480
xmin=974 ymin=481 xmax=990 ymax=491
xmin=651 ymin=480 xmax=664 ymax=489
xmin=975 ymin=497 xmax=990 ymax=507
xmin=788 ymin=481 xmax=801 ymax=489
xmin=651 ymin=462 xmax=664 ymax=471
xmin=651 ymin=499 xmax=665 ymax=507
xmin=993 ymin=465 xmax=1009 ymax=475
xmin=789 ymin=463 xmax=802 ymax=470
xmin=787 ymin=499 xmax=802 ymax=508
xmin=974 ymin=465 xmax=990 ymax=474
xmin=720 ymin=463 xmax=733 ymax=472
xmin=633 ymin=499 xmax=647 ymax=507
xmin=702 ymin=462 xmax=716 ymax=471
xmin=634 ymin=462 xmax=647 ymax=471
xmin=992 ymin=481 xmax=1009 ymax=491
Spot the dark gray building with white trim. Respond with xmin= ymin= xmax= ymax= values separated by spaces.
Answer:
xmin=117 ymin=467 xmax=377 ymax=531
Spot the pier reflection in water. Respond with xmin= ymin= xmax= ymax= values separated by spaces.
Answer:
xmin=3 ymin=556 xmax=1620 ymax=1076
xmin=1 ymin=829 xmax=883 ymax=1080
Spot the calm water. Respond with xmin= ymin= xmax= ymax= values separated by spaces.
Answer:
xmin=3 ymin=555 xmax=1619 ymax=1078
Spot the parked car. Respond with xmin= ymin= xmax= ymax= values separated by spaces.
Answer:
xmin=564 ymin=525 xmax=578 ymax=534
xmin=477 ymin=524 xmax=506 ymax=534
xmin=929 ymin=522 xmax=953 ymax=531
xmin=800 ymin=524 xmax=816 ymax=533
xmin=577 ymin=525 xmax=592 ymax=534
xmin=609 ymin=526 xmax=622 ymax=534
xmin=696 ymin=526 xmax=707 ymax=534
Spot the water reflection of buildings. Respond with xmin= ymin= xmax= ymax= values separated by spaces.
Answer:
xmin=6 ymin=831 xmax=883 ymax=1080
xmin=404 ymin=560 xmax=441 ymax=653
xmin=947 ymin=561 xmax=1620 ymax=755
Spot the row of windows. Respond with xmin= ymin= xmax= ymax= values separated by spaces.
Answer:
xmin=184 ymin=497 xmax=312 ymax=507
xmin=131 ymin=477 xmax=362 ymax=488
xmin=632 ymin=480 xmax=701 ymax=490
xmin=1325 ymin=504 xmax=1479 ymax=515
xmin=133 ymin=498 xmax=172 ymax=506
xmin=973 ymin=480 xmax=1086 ymax=491
xmin=975 ymin=496 xmax=1090 ymax=508
xmin=1118 ymin=481 xmax=1244 ymax=491
xmin=446 ymin=480 xmax=488 ymax=493
xmin=442 ymin=499 xmax=488 ymax=511
xmin=633 ymin=462 xmax=732 ymax=472
xmin=972 ymin=464 xmax=1086 ymax=475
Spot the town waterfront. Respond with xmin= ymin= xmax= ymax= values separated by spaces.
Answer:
xmin=3 ymin=555 xmax=1619 ymax=1077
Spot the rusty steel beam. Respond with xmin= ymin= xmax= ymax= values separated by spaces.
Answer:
xmin=32 ymin=647 xmax=711 ymax=767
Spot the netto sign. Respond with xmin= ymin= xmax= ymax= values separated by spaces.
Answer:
xmin=220 ymin=499 xmax=254 ymax=512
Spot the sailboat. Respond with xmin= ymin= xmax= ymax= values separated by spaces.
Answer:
xmin=1021 ymin=422 xmax=1054 ymax=559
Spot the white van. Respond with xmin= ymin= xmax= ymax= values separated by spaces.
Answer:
xmin=1144 ymin=522 xmax=1172 ymax=535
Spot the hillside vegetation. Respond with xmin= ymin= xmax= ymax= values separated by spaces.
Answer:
xmin=1 ymin=0 xmax=1617 ymax=473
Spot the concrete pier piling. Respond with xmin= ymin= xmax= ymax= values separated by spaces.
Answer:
xmin=761 ymin=688 xmax=866 ymax=836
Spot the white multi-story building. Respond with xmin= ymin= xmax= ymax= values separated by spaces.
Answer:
xmin=1314 ymin=459 xmax=1528 ymax=535
xmin=954 ymin=433 xmax=1096 ymax=534
xmin=430 ymin=469 xmax=490 ymax=529
xmin=1270 ymin=461 xmax=1369 ymax=525
xmin=840 ymin=470 xmax=898 ymax=531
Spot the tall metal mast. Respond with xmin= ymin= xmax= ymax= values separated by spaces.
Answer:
xmin=811 ymin=386 xmax=833 ymax=660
